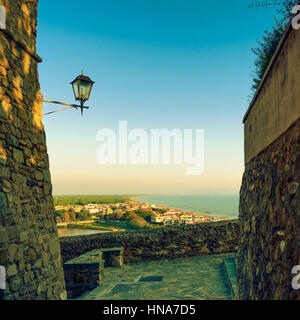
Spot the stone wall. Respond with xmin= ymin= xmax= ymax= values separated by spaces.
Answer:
xmin=60 ymin=220 xmax=239 ymax=264
xmin=238 ymin=16 xmax=300 ymax=300
xmin=238 ymin=119 xmax=300 ymax=300
xmin=0 ymin=0 xmax=66 ymax=300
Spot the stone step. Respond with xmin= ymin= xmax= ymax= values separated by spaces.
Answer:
xmin=222 ymin=257 xmax=237 ymax=299
xmin=64 ymin=259 xmax=105 ymax=299
xmin=64 ymin=247 xmax=124 ymax=299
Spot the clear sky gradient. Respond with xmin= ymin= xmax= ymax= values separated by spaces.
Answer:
xmin=37 ymin=0 xmax=280 ymax=195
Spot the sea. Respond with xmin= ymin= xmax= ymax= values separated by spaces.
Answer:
xmin=135 ymin=195 xmax=239 ymax=220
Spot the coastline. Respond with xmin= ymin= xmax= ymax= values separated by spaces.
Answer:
xmin=132 ymin=195 xmax=231 ymax=221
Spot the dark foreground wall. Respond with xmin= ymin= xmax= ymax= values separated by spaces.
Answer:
xmin=0 ymin=1 xmax=66 ymax=300
xmin=60 ymin=220 xmax=239 ymax=264
xmin=238 ymin=119 xmax=300 ymax=300
xmin=238 ymin=12 xmax=300 ymax=300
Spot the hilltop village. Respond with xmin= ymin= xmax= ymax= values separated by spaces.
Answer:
xmin=55 ymin=198 xmax=228 ymax=228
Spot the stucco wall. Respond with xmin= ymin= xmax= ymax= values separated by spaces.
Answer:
xmin=0 ymin=1 xmax=66 ymax=300
xmin=243 ymin=27 xmax=300 ymax=164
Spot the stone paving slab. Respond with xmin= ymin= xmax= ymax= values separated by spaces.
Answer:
xmin=78 ymin=252 xmax=235 ymax=300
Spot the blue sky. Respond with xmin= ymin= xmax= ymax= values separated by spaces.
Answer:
xmin=37 ymin=0 xmax=281 ymax=195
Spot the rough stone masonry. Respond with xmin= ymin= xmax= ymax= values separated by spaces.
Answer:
xmin=238 ymin=15 xmax=300 ymax=300
xmin=60 ymin=221 xmax=239 ymax=264
xmin=0 ymin=0 xmax=66 ymax=300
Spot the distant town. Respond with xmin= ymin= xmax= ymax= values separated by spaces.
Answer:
xmin=55 ymin=197 xmax=229 ymax=231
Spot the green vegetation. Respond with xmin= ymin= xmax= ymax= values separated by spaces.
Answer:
xmin=133 ymin=209 xmax=155 ymax=223
xmin=53 ymin=195 xmax=162 ymax=230
xmin=53 ymin=195 xmax=132 ymax=206
xmin=93 ymin=221 xmax=134 ymax=230
xmin=128 ymin=216 xmax=151 ymax=229
xmin=93 ymin=218 xmax=156 ymax=230
xmin=67 ymin=223 xmax=113 ymax=231
xmin=75 ymin=210 xmax=93 ymax=221
xmin=95 ymin=208 xmax=160 ymax=230
xmin=251 ymin=0 xmax=297 ymax=92
xmin=152 ymin=207 xmax=167 ymax=214
xmin=55 ymin=208 xmax=93 ymax=223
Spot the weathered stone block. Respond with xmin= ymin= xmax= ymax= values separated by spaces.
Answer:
xmin=35 ymin=170 xmax=43 ymax=181
xmin=19 ymin=232 xmax=28 ymax=243
xmin=0 ymin=228 xmax=9 ymax=243
xmin=0 ymin=193 xmax=7 ymax=208
xmin=43 ymin=170 xmax=51 ymax=182
xmin=7 ymin=264 xmax=18 ymax=278
xmin=7 ymin=135 xmax=18 ymax=147
xmin=18 ymin=260 xmax=25 ymax=272
xmin=10 ymin=276 xmax=24 ymax=292
xmin=0 ymin=102 xmax=9 ymax=120
xmin=13 ymin=149 xmax=24 ymax=164
xmin=0 ymin=249 xmax=8 ymax=265
xmin=23 ymin=271 xmax=34 ymax=284
xmin=101 ymin=247 xmax=124 ymax=267
xmin=49 ymin=239 xmax=60 ymax=255
xmin=8 ymin=244 xmax=17 ymax=263
xmin=0 ymin=167 xmax=10 ymax=178
xmin=8 ymin=226 xmax=18 ymax=240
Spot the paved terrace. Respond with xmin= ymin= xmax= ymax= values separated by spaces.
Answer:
xmin=78 ymin=252 xmax=236 ymax=300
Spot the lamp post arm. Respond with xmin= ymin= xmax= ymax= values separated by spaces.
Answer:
xmin=42 ymin=99 xmax=89 ymax=116
xmin=43 ymin=106 xmax=75 ymax=116
xmin=43 ymin=99 xmax=89 ymax=109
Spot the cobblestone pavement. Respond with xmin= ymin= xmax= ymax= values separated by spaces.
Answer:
xmin=78 ymin=253 xmax=235 ymax=300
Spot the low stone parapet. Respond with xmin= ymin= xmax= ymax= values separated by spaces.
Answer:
xmin=63 ymin=249 xmax=104 ymax=299
xmin=60 ymin=220 xmax=239 ymax=264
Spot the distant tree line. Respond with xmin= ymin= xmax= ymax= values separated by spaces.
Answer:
xmin=55 ymin=208 xmax=93 ymax=223
xmin=152 ymin=208 xmax=167 ymax=214
xmin=53 ymin=195 xmax=132 ymax=206
xmin=55 ymin=206 xmax=158 ymax=229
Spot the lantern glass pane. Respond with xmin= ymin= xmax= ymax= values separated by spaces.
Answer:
xmin=72 ymin=80 xmax=79 ymax=100
xmin=85 ymin=82 xmax=93 ymax=100
xmin=79 ymin=81 xmax=92 ymax=100
xmin=79 ymin=82 xmax=87 ymax=100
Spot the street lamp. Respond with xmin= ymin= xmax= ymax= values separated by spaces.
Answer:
xmin=43 ymin=71 xmax=95 ymax=116
xmin=71 ymin=72 xmax=95 ymax=103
